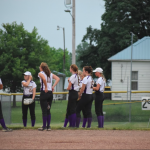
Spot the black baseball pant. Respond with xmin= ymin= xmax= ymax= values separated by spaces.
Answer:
xmin=76 ymin=100 xmax=87 ymax=118
xmin=0 ymin=101 xmax=4 ymax=119
xmin=40 ymin=91 xmax=53 ymax=117
xmin=95 ymin=91 xmax=104 ymax=116
xmin=66 ymin=90 xmax=78 ymax=118
xmin=76 ymin=93 xmax=93 ymax=118
xmin=22 ymin=94 xmax=35 ymax=120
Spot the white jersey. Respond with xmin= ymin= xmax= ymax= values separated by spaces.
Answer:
xmin=82 ymin=76 xmax=93 ymax=94
xmin=96 ymin=77 xmax=105 ymax=92
xmin=22 ymin=80 xmax=37 ymax=95
xmin=38 ymin=71 xmax=53 ymax=91
xmin=0 ymin=78 xmax=2 ymax=84
xmin=69 ymin=74 xmax=79 ymax=91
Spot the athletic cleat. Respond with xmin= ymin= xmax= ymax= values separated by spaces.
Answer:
xmin=47 ymin=126 xmax=51 ymax=131
xmin=38 ymin=127 xmax=47 ymax=131
xmin=2 ymin=127 xmax=13 ymax=132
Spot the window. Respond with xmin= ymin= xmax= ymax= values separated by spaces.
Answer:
xmin=131 ymin=71 xmax=138 ymax=90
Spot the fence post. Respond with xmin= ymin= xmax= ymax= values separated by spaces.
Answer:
xmin=9 ymin=95 xmax=11 ymax=124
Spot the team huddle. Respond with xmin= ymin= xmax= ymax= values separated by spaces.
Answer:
xmin=0 ymin=62 xmax=105 ymax=132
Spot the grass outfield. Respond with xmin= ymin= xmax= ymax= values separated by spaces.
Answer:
xmin=1 ymin=100 xmax=150 ymax=130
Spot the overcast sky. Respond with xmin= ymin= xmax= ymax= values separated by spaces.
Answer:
xmin=0 ymin=0 xmax=105 ymax=52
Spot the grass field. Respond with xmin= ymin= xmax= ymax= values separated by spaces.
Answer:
xmin=1 ymin=100 xmax=150 ymax=130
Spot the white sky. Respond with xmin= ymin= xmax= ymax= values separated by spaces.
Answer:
xmin=0 ymin=0 xmax=105 ymax=52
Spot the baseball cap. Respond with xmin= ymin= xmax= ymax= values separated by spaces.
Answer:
xmin=93 ymin=67 xmax=103 ymax=73
xmin=23 ymin=71 xmax=31 ymax=76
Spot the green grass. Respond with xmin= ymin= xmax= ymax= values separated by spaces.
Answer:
xmin=1 ymin=100 xmax=150 ymax=130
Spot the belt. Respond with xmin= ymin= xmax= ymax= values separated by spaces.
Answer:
xmin=23 ymin=94 xmax=32 ymax=97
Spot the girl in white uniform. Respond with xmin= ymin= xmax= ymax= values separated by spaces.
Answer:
xmin=22 ymin=71 xmax=36 ymax=127
xmin=63 ymin=64 xmax=79 ymax=127
xmin=93 ymin=67 xmax=105 ymax=128
xmin=77 ymin=70 xmax=87 ymax=128
xmin=0 ymin=78 xmax=12 ymax=132
xmin=38 ymin=62 xmax=60 ymax=131
xmin=76 ymin=66 xmax=93 ymax=128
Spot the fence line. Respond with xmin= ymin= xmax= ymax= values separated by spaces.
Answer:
xmin=0 ymin=91 xmax=150 ymax=96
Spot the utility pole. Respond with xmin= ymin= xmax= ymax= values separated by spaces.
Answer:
xmin=72 ymin=0 xmax=76 ymax=64
xmin=129 ymin=32 xmax=134 ymax=122
xmin=57 ymin=26 xmax=65 ymax=74
xmin=63 ymin=28 xmax=65 ymax=73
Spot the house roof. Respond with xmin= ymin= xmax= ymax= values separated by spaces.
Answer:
xmin=108 ymin=36 xmax=150 ymax=61
xmin=52 ymin=71 xmax=65 ymax=77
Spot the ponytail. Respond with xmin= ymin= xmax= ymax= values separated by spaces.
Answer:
xmin=40 ymin=62 xmax=51 ymax=77
xmin=70 ymin=64 xmax=79 ymax=86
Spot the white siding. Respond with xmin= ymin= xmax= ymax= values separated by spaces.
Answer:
xmin=111 ymin=61 xmax=150 ymax=100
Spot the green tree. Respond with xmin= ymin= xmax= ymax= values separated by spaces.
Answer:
xmin=0 ymin=22 xmax=72 ymax=107
xmin=79 ymin=0 xmax=150 ymax=80
xmin=0 ymin=22 xmax=54 ymax=106
xmin=50 ymin=48 xmax=71 ymax=74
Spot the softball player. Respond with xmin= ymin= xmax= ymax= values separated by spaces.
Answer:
xmin=63 ymin=64 xmax=79 ymax=128
xmin=77 ymin=70 xmax=87 ymax=128
xmin=0 ymin=78 xmax=12 ymax=132
xmin=93 ymin=68 xmax=105 ymax=128
xmin=38 ymin=62 xmax=60 ymax=131
xmin=76 ymin=66 xmax=93 ymax=128
xmin=22 ymin=71 xmax=36 ymax=127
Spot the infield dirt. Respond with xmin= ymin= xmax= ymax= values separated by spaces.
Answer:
xmin=0 ymin=130 xmax=149 ymax=149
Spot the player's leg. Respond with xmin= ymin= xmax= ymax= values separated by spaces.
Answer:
xmin=95 ymin=92 xmax=104 ymax=128
xmin=95 ymin=92 xmax=101 ymax=127
xmin=69 ymin=90 xmax=78 ymax=127
xmin=76 ymin=94 xmax=86 ymax=128
xmin=22 ymin=97 xmax=28 ymax=127
xmin=47 ymin=91 xmax=53 ymax=130
xmin=0 ymin=101 xmax=12 ymax=132
xmin=0 ymin=101 xmax=5 ymax=128
xmin=38 ymin=91 xmax=48 ymax=131
xmin=99 ymin=95 xmax=104 ymax=128
xmin=85 ymin=95 xmax=93 ymax=128
xmin=29 ymin=100 xmax=35 ymax=127
xmin=0 ymin=101 xmax=6 ymax=129
xmin=81 ymin=106 xmax=87 ymax=128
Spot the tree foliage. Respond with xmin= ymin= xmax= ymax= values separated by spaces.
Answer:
xmin=0 ymin=22 xmax=71 ymax=94
xmin=77 ymin=0 xmax=150 ymax=80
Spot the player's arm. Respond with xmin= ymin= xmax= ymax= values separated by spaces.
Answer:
xmin=32 ymin=87 xmax=36 ymax=100
xmin=78 ymin=84 xmax=86 ymax=96
xmin=52 ymin=74 xmax=60 ymax=92
xmin=22 ymin=76 xmax=32 ymax=87
xmin=93 ymin=84 xmax=100 ymax=91
xmin=38 ymin=72 xmax=48 ymax=93
xmin=67 ymin=82 xmax=72 ymax=90
xmin=0 ymin=84 xmax=3 ymax=90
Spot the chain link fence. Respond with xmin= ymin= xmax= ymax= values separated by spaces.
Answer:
xmin=0 ymin=92 xmax=150 ymax=126
xmin=0 ymin=95 xmax=11 ymax=124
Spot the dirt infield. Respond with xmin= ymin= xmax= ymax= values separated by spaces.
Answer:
xmin=0 ymin=130 xmax=150 ymax=149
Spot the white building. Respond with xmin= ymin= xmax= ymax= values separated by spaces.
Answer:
xmin=108 ymin=36 xmax=150 ymax=100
